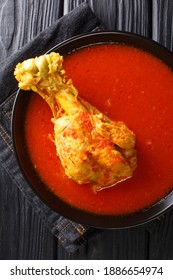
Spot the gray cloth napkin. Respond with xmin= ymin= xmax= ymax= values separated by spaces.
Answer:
xmin=0 ymin=2 xmax=103 ymax=253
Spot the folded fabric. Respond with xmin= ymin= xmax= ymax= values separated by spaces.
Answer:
xmin=0 ymin=2 xmax=103 ymax=253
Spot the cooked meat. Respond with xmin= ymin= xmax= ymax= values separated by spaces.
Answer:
xmin=14 ymin=52 xmax=137 ymax=191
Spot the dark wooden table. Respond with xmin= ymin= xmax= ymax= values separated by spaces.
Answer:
xmin=0 ymin=0 xmax=173 ymax=260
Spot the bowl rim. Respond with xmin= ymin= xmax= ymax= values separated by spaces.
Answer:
xmin=12 ymin=30 xmax=173 ymax=229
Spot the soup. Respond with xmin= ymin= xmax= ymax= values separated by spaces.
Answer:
xmin=25 ymin=44 xmax=173 ymax=215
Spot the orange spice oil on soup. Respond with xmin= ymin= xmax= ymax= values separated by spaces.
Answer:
xmin=25 ymin=44 xmax=173 ymax=215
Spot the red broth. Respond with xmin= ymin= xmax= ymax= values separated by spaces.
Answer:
xmin=25 ymin=44 xmax=173 ymax=215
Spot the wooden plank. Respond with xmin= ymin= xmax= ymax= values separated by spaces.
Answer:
xmin=0 ymin=0 xmax=64 ymax=62
xmin=152 ymin=0 xmax=173 ymax=50
xmin=0 ymin=0 xmax=64 ymax=260
xmin=92 ymin=0 xmax=151 ymax=36
xmin=0 ymin=166 xmax=55 ymax=259
xmin=148 ymin=210 xmax=173 ymax=259
xmin=0 ymin=0 xmax=14 ymax=49
xmin=64 ymin=0 xmax=151 ymax=35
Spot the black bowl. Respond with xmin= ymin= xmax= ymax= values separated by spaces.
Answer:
xmin=12 ymin=31 xmax=173 ymax=228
